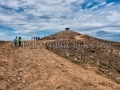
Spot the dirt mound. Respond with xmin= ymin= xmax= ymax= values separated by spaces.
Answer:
xmin=42 ymin=29 xmax=118 ymax=44
xmin=42 ymin=30 xmax=81 ymax=40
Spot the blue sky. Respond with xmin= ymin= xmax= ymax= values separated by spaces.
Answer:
xmin=0 ymin=0 xmax=120 ymax=41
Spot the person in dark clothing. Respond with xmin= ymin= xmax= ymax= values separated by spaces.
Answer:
xmin=36 ymin=36 xmax=37 ymax=41
xmin=34 ymin=37 xmax=35 ymax=41
xmin=19 ymin=37 xmax=22 ymax=46
xmin=38 ymin=37 xmax=40 ymax=40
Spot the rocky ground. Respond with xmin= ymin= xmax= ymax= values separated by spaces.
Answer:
xmin=0 ymin=41 xmax=120 ymax=90
xmin=45 ymin=40 xmax=120 ymax=84
xmin=43 ymin=30 xmax=120 ymax=84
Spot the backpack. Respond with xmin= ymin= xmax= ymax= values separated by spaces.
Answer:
xmin=19 ymin=38 xmax=22 ymax=42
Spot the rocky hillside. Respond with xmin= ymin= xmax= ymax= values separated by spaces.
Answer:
xmin=44 ymin=30 xmax=120 ymax=84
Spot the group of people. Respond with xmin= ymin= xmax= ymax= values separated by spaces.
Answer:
xmin=13 ymin=36 xmax=42 ymax=47
xmin=14 ymin=36 xmax=22 ymax=46
xmin=32 ymin=36 xmax=41 ymax=41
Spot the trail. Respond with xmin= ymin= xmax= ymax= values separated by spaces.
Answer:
xmin=0 ymin=41 xmax=120 ymax=90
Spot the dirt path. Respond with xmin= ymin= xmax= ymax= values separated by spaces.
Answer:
xmin=0 ymin=41 xmax=120 ymax=90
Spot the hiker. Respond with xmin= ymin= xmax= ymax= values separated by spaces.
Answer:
xmin=14 ymin=37 xmax=18 ymax=46
xmin=31 ymin=37 xmax=33 ymax=40
xmin=19 ymin=37 xmax=22 ymax=46
xmin=36 ymin=36 xmax=37 ymax=41
xmin=34 ymin=37 xmax=35 ymax=41
xmin=38 ymin=37 xmax=40 ymax=40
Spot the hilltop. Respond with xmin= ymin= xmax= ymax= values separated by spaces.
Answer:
xmin=42 ymin=29 xmax=81 ymax=40
xmin=43 ymin=29 xmax=119 ymax=43
xmin=44 ymin=29 xmax=120 ymax=84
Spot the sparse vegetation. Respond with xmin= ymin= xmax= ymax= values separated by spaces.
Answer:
xmin=44 ymin=30 xmax=120 ymax=84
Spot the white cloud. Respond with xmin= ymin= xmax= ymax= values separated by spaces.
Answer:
xmin=107 ymin=11 xmax=120 ymax=21
xmin=0 ymin=0 xmax=120 ymax=41
xmin=0 ymin=33 xmax=4 ymax=36
xmin=86 ymin=2 xmax=92 ymax=7
xmin=99 ymin=2 xmax=107 ymax=6
xmin=106 ymin=2 xmax=114 ymax=6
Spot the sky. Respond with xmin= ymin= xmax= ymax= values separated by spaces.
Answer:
xmin=0 ymin=0 xmax=120 ymax=41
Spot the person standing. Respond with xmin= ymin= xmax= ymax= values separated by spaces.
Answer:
xmin=39 ymin=37 xmax=40 ymax=40
xmin=19 ymin=37 xmax=22 ymax=46
xmin=36 ymin=36 xmax=37 ymax=41
xmin=31 ymin=37 xmax=33 ymax=40
xmin=14 ymin=36 xmax=18 ymax=46
xmin=34 ymin=37 xmax=35 ymax=41
xmin=38 ymin=37 xmax=39 ymax=40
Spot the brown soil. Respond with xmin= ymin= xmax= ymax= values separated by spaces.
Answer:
xmin=42 ymin=30 xmax=81 ymax=40
xmin=0 ymin=41 xmax=120 ymax=90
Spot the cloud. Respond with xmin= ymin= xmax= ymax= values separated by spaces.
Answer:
xmin=0 ymin=0 xmax=120 ymax=41
xmin=0 ymin=32 xmax=4 ymax=36
xmin=106 ymin=2 xmax=114 ymax=6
